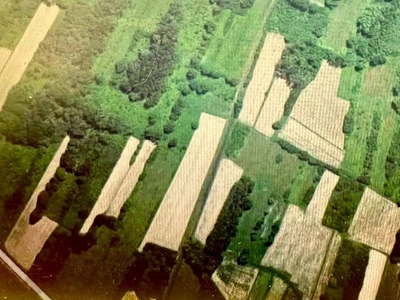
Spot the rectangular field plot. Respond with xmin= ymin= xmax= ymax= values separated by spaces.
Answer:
xmin=348 ymin=188 xmax=400 ymax=255
xmin=262 ymin=171 xmax=341 ymax=300
xmin=139 ymin=113 xmax=226 ymax=252
xmin=80 ymin=136 xmax=139 ymax=234
xmin=358 ymin=250 xmax=386 ymax=300
xmin=255 ymin=78 xmax=291 ymax=137
xmin=279 ymin=61 xmax=349 ymax=168
xmin=195 ymin=159 xmax=243 ymax=244
xmin=106 ymin=140 xmax=156 ymax=218
xmin=239 ymin=33 xmax=285 ymax=126
xmin=0 ymin=3 xmax=59 ymax=112
xmin=5 ymin=136 xmax=69 ymax=271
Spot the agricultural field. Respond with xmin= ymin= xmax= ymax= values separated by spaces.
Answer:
xmin=2 ymin=0 xmax=400 ymax=299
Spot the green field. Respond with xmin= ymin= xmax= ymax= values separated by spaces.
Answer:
xmin=324 ymin=0 xmax=371 ymax=52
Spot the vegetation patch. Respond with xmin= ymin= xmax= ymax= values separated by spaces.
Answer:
xmin=322 ymin=177 xmax=365 ymax=232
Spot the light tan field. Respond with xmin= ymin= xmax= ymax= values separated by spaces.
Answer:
xmin=348 ymin=188 xmax=400 ymax=255
xmin=80 ymin=136 xmax=139 ymax=234
xmin=255 ymin=78 xmax=291 ymax=137
xmin=194 ymin=159 xmax=243 ymax=244
xmin=239 ymin=33 xmax=286 ymax=126
xmin=106 ymin=140 xmax=156 ymax=218
xmin=212 ymin=260 xmax=259 ymax=300
xmin=0 ymin=3 xmax=59 ymax=112
xmin=261 ymin=171 xmax=340 ymax=300
xmin=358 ymin=250 xmax=387 ymax=300
xmin=5 ymin=136 xmax=70 ymax=271
xmin=279 ymin=61 xmax=349 ymax=168
xmin=305 ymin=171 xmax=339 ymax=223
xmin=0 ymin=47 xmax=11 ymax=73
xmin=139 ymin=113 xmax=226 ymax=252
xmin=265 ymin=277 xmax=286 ymax=300
xmin=121 ymin=291 xmax=139 ymax=300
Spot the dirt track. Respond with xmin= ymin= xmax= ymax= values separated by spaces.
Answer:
xmin=80 ymin=136 xmax=139 ymax=234
xmin=5 ymin=136 xmax=69 ymax=271
xmin=106 ymin=140 xmax=156 ymax=218
xmin=0 ymin=3 xmax=59 ymax=112
xmin=139 ymin=113 xmax=226 ymax=252
xmin=194 ymin=159 xmax=243 ymax=244
xmin=239 ymin=33 xmax=285 ymax=126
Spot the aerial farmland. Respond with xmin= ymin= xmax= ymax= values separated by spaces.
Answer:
xmin=1 ymin=0 xmax=400 ymax=299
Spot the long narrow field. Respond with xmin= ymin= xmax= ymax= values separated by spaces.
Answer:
xmin=106 ymin=140 xmax=157 ymax=218
xmin=0 ymin=3 xmax=59 ymax=112
xmin=238 ymin=33 xmax=286 ymax=126
xmin=254 ymin=78 xmax=291 ymax=137
xmin=279 ymin=61 xmax=349 ymax=168
xmin=5 ymin=136 xmax=70 ymax=271
xmin=261 ymin=171 xmax=340 ymax=300
xmin=139 ymin=113 xmax=226 ymax=252
xmin=358 ymin=250 xmax=387 ymax=300
xmin=0 ymin=47 xmax=11 ymax=73
xmin=348 ymin=188 xmax=400 ymax=255
xmin=80 ymin=137 xmax=139 ymax=234
xmin=264 ymin=277 xmax=286 ymax=300
xmin=194 ymin=159 xmax=243 ymax=244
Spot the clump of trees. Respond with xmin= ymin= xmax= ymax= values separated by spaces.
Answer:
xmin=346 ymin=3 xmax=400 ymax=69
xmin=384 ymin=130 xmax=400 ymax=204
xmin=210 ymin=0 xmax=256 ymax=15
xmin=115 ymin=4 xmax=182 ymax=108
xmin=122 ymin=244 xmax=178 ymax=300
xmin=361 ymin=111 xmax=380 ymax=182
xmin=182 ymin=176 xmax=254 ymax=299
xmin=321 ymin=239 xmax=369 ymax=300
xmin=322 ymin=177 xmax=365 ymax=232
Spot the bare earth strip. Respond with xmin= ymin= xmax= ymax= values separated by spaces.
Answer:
xmin=239 ymin=33 xmax=286 ymax=126
xmin=279 ymin=61 xmax=349 ymax=168
xmin=80 ymin=136 xmax=139 ymax=234
xmin=0 ymin=47 xmax=12 ymax=74
xmin=194 ymin=159 xmax=243 ymax=244
xmin=139 ymin=113 xmax=226 ymax=252
xmin=358 ymin=250 xmax=387 ymax=300
xmin=255 ymin=78 xmax=291 ymax=137
xmin=262 ymin=171 xmax=340 ymax=299
xmin=265 ymin=277 xmax=287 ymax=300
xmin=5 ymin=136 xmax=70 ymax=271
xmin=348 ymin=188 xmax=400 ymax=255
xmin=106 ymin=140 xmax=156 ymax=218
xmin=305 ymin=171 xmax=339 ymax=223
xmin=0 ymin=3 xmax=59 ymax=112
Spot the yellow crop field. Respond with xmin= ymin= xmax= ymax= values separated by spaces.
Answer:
xmin=255 ymin=78 xmax=291 ymax=137
xmin=80 ymin=137 xmax=139 ymax=234
xmin=139 ymin=113 xmax=226 ymax=252
xmin=279 ymin=61 xmax=349 ymax=168
xmin=194 ymin=159 xmax=243 ymax=244
xmin=348 ymin=188 xmax=400 ymax=255
xmin=0 ymin=3 xmax=59 ymax=112
xmin=239 ymin=33 xmax=286 ymax=126
xmin=5 ymin=136 xmax=70 ymax=271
